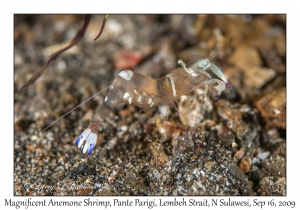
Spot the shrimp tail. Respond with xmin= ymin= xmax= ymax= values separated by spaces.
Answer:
xmin=75 ymin=91 xmax=113 ymax=156
xmin=75 ymin=121 xmax=99 ymax=155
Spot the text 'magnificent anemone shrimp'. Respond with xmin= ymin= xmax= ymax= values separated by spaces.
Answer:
xmin=76 ymin=58 xmax=230 ymax=155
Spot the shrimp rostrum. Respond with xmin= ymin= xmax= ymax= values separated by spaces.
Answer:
xmin=76 ymin=58 xmax=229 ymax=155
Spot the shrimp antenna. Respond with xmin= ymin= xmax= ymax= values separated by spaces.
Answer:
xmin=18 ymin=15 xmax=92 ymax=95
xmin=209 ymin=51 xmax=218 ymax=59
xmin=94 ymin=14 xmax=109 ymax=41
xmin=18 ymin=14 xmax=109 ymax=96
xmin=39 ymin=85 xmax=112 ymax=134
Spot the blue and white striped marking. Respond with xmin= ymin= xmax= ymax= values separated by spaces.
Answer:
xmin=75 ymin=128 xmax=97 ymax=155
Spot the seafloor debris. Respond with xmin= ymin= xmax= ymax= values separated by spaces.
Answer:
xmin=255 ymin=87 xmax=286 ymax=129
xmin=70 ymin=164 xmax=93 ymax=180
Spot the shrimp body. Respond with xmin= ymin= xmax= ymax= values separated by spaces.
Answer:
xmin=76 ymin=58 xmax=229 ymax=155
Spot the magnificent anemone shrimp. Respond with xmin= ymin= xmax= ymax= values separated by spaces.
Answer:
xmin=75 ymin=58 xmax=229 ymax=155
xmin=17 ymin=15 xmax=229 ymax=156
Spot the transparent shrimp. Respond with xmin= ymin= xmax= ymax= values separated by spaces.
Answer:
xmin=75 ymin=58 xmax=229 ymax=155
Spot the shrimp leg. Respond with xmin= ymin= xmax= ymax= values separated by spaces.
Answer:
xmin=200 ymin=79 xmax=226 ymax=98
